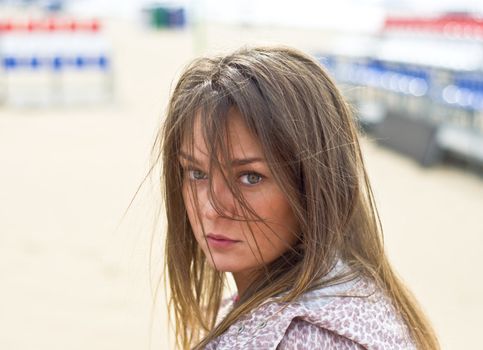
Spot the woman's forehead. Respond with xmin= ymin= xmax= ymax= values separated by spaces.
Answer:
xmin=180 ymin=109 xmax=263 ymax=162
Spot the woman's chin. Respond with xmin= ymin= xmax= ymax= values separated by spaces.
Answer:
xmin=206 ymin=257 xmax=247 ymax=273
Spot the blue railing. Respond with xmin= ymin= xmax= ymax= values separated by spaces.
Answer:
xmin=2 ymin=55 xmax=110 ymax=71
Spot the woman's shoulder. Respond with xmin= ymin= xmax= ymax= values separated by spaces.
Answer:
xmin=280 ymin=275 xmax=416 ymax=349
xmin=277 ymin=318 xmax=365 ymax=349
xmin=211 ymin=273 xmax=416 ymax=349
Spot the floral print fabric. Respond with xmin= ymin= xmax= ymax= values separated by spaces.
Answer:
xmin=205 ymin=265 xmax=415 ymax=349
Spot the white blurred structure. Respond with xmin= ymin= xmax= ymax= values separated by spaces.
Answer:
xmin=320 ymin=14 xmax=483 ymax=168
xmin=0 ymin=17 xmax=113 ymax=107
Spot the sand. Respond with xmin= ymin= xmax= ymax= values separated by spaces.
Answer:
xmin=1 ymin=14 xmax=482 ymax=349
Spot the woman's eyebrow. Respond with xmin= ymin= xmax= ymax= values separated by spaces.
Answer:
xmin=231 ymin=157 xmax=265 ymax=166
xmin=179 ymin=151 xmax=201 ymax=165
xmin=179 ymin=151 xmax=264 ymax=167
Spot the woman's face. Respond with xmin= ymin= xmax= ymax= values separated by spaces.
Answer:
xmin=180 ymin=109 xmax=299 ymax=290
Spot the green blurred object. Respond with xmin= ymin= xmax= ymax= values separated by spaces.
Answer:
xmin=143 ymin=4 xmax=186 ymax=29
xmin=151 ymin=7 xmax=169 ymax=28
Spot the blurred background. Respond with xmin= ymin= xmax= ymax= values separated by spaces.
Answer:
xmin=0 ymin=0 xmax=482 ymax=349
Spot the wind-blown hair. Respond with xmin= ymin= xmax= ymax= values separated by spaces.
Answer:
xmin=156 ymin=47 xmax=439 ymax=349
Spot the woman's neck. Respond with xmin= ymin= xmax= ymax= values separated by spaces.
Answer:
xmin=232 ymin=269 xmax=259 ymax=297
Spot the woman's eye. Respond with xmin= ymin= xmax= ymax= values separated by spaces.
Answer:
xmin=188 ymin=170 xmax=207 ymax=180
xmin=239 ymin=172 xmax=262 ymax=185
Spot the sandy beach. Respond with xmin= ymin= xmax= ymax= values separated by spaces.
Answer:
xmin=1 ymin=15 xmax=482 ymax=349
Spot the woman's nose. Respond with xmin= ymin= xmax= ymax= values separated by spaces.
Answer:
xmin=203 ymin=175 xmax=235 ymax=219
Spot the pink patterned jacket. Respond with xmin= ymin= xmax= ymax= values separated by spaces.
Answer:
xmin=205 ymin=265 xmax=416 ymax=349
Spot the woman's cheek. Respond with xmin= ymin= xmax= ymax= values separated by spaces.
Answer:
xmin=182 ymin=187 xmax=199 ymax=230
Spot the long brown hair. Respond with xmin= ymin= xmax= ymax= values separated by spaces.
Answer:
xmin=156 ymin=46 xmax=439 ymax=349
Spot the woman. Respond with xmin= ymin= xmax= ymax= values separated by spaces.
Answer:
xmin=157 ymin=46 xmax=439 ymax=349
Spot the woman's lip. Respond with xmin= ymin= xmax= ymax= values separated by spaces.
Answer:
xmin=206 ymin=234 xmax=240 ymax=248
xmin=206 ymin=234 xmax=239 ymax=242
